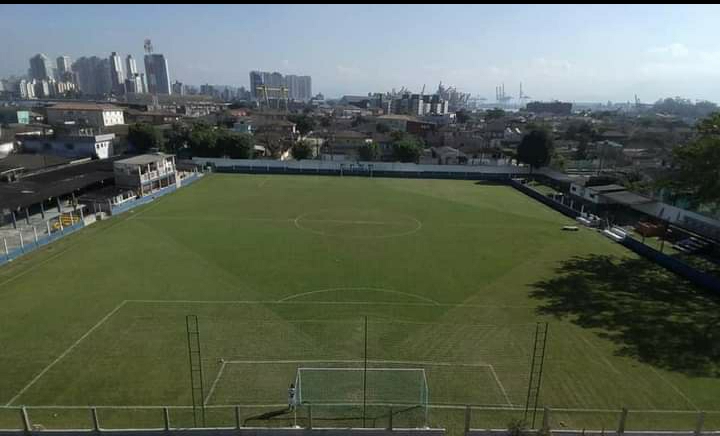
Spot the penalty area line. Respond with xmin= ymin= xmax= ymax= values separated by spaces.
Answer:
xmin=5 ymin=300 xmax=129 ymax=406
xmin=204 ymin=361 xmax=227 ymax=405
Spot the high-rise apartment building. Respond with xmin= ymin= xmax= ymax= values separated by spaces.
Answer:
xmin=56 ymin=56 xmax=72 ymax=80
xmin=72 ymin=56 xmax=111 ymax=96
xmin=29 ymin=53 xmax=52 ymax=81
xmin=172 ymin=80 xmax=184 ymax=96
xmin=144 ymin=53 xmax=171 ymax=94
xmin=249 ymin=71 xmax=312 ymax=101
xmin=125 ymin=55 xmax=138 ymax=76
xmin=109 ymin=52 xmax=126 ymax=95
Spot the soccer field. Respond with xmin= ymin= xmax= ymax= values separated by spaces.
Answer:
xmin=1 ymin=174 xmax=719 ymax=432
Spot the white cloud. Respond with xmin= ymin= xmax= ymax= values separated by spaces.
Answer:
xmin=647 ymin=43 xmax=690 ymax=58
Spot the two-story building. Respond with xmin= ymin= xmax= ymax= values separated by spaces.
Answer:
xmin=113 ymin=153 xmax=176 ymax=196
xmin=46 ymin=102 xmax=125 ymax=128
xmin=21 ymin=131 xmax=115 ymax=159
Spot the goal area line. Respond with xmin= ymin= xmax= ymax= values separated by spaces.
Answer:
xmin=204 ymin=359 xmax=513 ymax=408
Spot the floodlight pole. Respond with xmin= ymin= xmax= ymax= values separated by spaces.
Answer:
xmin=362 ymin=315 xmax=368 ymax=428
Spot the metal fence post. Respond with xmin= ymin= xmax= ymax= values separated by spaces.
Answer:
xmin=307 ymin=404 xmax=312 ymax=430
xmin=19 ymin=231 xmax=24 ymax=253
xmin=21 ymin=407 xmax=31 ymax=434
xmin=33 ymin=227 xmax=39 ymax=246
xmin=91 ymin=407 xmax=100 ymax=432
xmin=387 ymin=406 xmax=393 ymax=431
xmin=235 ymin=406 xmax=241 ymax=430
xmin=542 ymin=407 xmax=551 ymax=435
xmin=163 ymin=407 xmax=170 ymax=430
xmin=464 ymin=405 xmax=471 ymax=433
xmin=617 ymin=408 xmax=628 ymax=436
xmin=695 ymin=411 xmax=705 ymax=436
xmin=4 ymin=238 xmax=9 ymax=260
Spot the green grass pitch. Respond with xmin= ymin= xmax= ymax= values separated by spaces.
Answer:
xmin=1 ymin=174 xmax=719 ymax=432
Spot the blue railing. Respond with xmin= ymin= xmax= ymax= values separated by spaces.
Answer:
xmin=110 ymin=184 xmax=178 ymax=215
xmin=0 ymin=222 xmax=84 ymax=267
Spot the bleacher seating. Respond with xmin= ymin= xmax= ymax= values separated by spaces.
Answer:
xmin=673 ymin=236 xmax=710 ymax=254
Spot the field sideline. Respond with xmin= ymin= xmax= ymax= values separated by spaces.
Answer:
xmin=0 ymin=174 xmax=718 ymax=431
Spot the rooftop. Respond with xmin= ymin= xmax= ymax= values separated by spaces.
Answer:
xmin=0 ymin=158 xmax=117 ymax=210
xmin=586 ymin=184 xmax=628 ymax=193
xmin=601 ymin=190 xmax=655 ymax=206
xmin=47 ymin=102 xmax=122 ymax=112
xmin=116 ymin=153 xmax=174 ymax=166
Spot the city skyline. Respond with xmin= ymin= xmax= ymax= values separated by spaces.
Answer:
xmin=2 ymin=4 xmax=720 ymax=102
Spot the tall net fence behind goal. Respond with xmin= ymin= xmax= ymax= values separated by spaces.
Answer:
xmin=295 ymin=367 xmax=429 ymax=427
xmin=295 ymin=367 xmax=428 ymax=406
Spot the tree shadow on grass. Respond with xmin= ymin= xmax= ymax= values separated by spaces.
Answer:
xmin=530 ymin=254 xmax=720 ymax=377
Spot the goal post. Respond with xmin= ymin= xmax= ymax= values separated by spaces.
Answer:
xmin=295 ymin=367 xmax=429 ymax=407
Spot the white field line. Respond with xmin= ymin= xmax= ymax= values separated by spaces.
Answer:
xmin=300 ymin=219 xmax=409 ymax=226
xmin=224 ymin=359 xmax=493 ymax=368
xmin=278 ymin=287 xmax=441 ymax=305
xmin=487 ymin=364 xmax=513 ymax=407
xmin=204 ymin=361 xmax=227 ymax=405
xmin=5 ymin=300 xmax=129 ymax=406
xmin=135 ymin=216 xmax=294 ymax=223
xmin=648 ymin=366 xmax=699 ymax=411
xmin=126 ymin=298 xmax=534 ymax=309
xmin=5 ymin=404 xmax=717 ymax=413
xmin=0 ymin=246 xmax=77 ymax=289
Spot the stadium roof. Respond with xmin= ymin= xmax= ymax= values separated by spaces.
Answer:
xmin=0 ymin=154 xmax=73 ymax=173
xmin=0 ymin=158 xmax=117 ymax=210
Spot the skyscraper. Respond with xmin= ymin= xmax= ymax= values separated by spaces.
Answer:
xmin=56 ymin=56 xmax=71 ymax=77
xmin=297 ymin=76 xmax=312 ymax=101
xmin=29 ymin=54 xmax=52 ymax=81
xmin=249 ymin=71 xmax=263 ymax=99
xmin=109 ymin=52 xmax=126 ymax=95
xmin=125 ymin=55 xmax=138 ymax=76
xmin=72 ymin=56 xmax=111 ymax=96
xmin=172 ymin=80 xmax=184 ymax=96
xmin=144 ymin=53 xmax=171 ymax=95
xmin=249 ymin=71 xmax=312 ymax=102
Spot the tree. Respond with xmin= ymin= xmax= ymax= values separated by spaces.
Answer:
xmin=291 ymin=140 xmax=313 ymax=160
xmin=665 ymin=135 xmax=720 ymax=204
xmin=187 ymin=122 xmax=218 ymax=157
xmin=164 ymin=122 xmax=190 ymax=154
xmin=287 ymin=114 xmax=316 ymax=136
xmin=358 ymin=141 xmax=381 ymax=161
xmin=320 ymin=116 xmax=333 ymax=128
xmin=392 ymin=136 xmax=424 ymax=163
xmin=575 ymin=139 xmax=588 ymax=160
xmin=217 ymin=130 xmax=254 ymax=159
xmin=456 ymin=109 xmax=471 ymax=124
xmin=128 ymin=123 xmax=164 ymax=153
xmin=484 ymin=108 xmax=505 ymax=120
xmin=517 ymin=129 xmax=553 ymax=171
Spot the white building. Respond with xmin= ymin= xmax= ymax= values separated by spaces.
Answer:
xmin=114 ymin=153 xmax=176 ymax=196
xmin=21 ymin=132 xmax=115 ymax=159
xmin=46 ymin=102 xmax=125 ymax=127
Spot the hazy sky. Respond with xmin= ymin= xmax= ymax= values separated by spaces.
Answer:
xmin=2 ymin=4 xmax=720 ymax=102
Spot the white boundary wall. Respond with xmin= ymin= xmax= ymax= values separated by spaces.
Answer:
xmin=191 ymin=158 xmax=533 ymax=177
